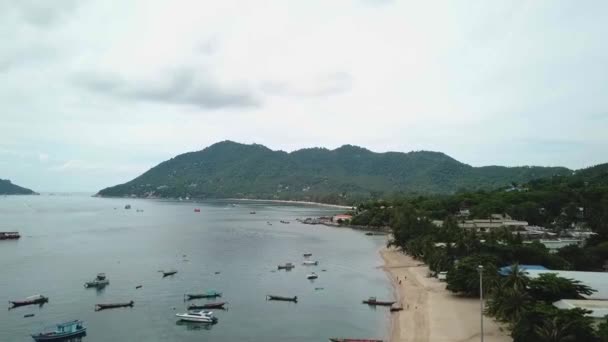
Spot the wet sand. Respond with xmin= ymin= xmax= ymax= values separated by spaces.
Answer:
xmin=381 ymin=247 xmax=511 ymax=342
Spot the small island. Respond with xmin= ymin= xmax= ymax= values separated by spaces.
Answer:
xmin=0 ymin=179 xmax=38 ymax=195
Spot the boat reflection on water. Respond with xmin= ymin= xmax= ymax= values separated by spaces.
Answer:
xmin=50 ymin=334 xmax=87 ymax=342
xmin=175 ymin=320 xmax=214 ymax=331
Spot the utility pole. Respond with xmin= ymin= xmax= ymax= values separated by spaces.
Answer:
xmin=478 ymin=265 xmax=484 ymax=342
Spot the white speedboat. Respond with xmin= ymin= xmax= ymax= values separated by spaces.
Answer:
xmin=307 ymin=272 xmax=318 ymax=279
xmin=175 ymin=310 xmax=218 ymax=323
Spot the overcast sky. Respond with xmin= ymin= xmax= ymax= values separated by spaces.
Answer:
xmin=1 ymin=0 xmax=607 ymax=192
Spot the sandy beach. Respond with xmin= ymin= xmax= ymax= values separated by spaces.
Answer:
xmin=381 ymin=247 xmax=511 ymax=342
xmin=227 ymin=198 xmax=354 ymax=209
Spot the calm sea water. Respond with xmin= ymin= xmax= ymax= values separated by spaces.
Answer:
xmin=0 ymin=194 xmax=391 ymax=342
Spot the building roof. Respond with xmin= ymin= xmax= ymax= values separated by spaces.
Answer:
xmin=553 ymin=299 xmax=608 ymax=318
xmin=499 ymin=264 xmax=548 ymax=276
xmin=528 ymin=270 xmax=608 ymax=299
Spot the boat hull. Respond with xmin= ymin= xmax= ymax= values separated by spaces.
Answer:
xmin=32 ymin=329 xmax=86 ymax=341
xmin=95 ymin=301 xmax=134 ymax=311
xmin=188 ymin=302 xmax=226 ymax=310
xmin=186 ymin=293 xmax=221 ymax=300
xmin=362 ymin=300 xmax=395 ymax=306
xmin=267 ymin=295 xmax=297 ymax=302
xmin=176 ymin=314 xmax=218 ymax=323
xmin=10 ymin=298 xmax=48 ymax=308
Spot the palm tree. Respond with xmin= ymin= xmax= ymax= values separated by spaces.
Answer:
xmin=503 ymin=263 xmax=529 ymax=290
xmin=486 ymin=286 xmax=532 ymax=323
xmin=534 ymin=317 xmax=575 ymax=342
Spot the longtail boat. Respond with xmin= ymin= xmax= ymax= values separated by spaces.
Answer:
xmin=185 ymin=291 xmax=222 ymax=300
xmin=94 ymin=301 xmax=134 ymax=311
xmin=162 ymin=270 xmax=177 ymax=277
xmin=278 ymin=262 xmax=295 ymax=270
xmin=329 ymin=339 xmax=382 ymax=342
xmin=187 ymin=301 xmax=226 ymax=310
xmin=266 ymin=295 xmax=297 ymax=302
xmin=9 ymin=294 xmax=48 ymax=308
xmin=362 ymin=297 xmax=395 ymax=306
xmin=0 ymin=232 xmax=20 ymax=240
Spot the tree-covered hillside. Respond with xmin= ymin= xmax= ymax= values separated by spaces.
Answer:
xmin=0 ymin=179 xmax=37 ymax=195
xmin=97 ymin=141 xmax=571 ymax=204
xmin=99 ymin=141 xmax=571 ymax=204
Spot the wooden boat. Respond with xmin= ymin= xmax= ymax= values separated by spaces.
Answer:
xmin=9 ymin=294 xmax=48 ymax=308
xmin=162 ymin=270 xmax=178 ymax=277
xmin=266 ymin=295 xmax=297 ymax=303
xmin=194 ymin=208 xmax=201 ymax=212
xmin=94 ymin=301 xmax=134 ymax=311
xmin=188 ymin=301 xmax=226 ymax=310
xmin=390 ymin=306 xmax=403 ymax=312
xmin=124 ymin=204 xmax=131 ymax=209
xmin=31 ymin=320 xmax=86 ymax=341
xmin=278 ymin=262 xmax=295 ymax=270
xmin=250 ymin=211 xmax=256 ymax=214
xmin=307 ymin=272 xmax=318 ymax=279
xmin=362 ymin=297 xmax=395 ymax=306
xmin=302 ymin=260 xmax=319 ymax=266
xmin=186 ymin=291 xmax=222 ymax=300
xmin=303 ymin=253 xmax=312 ymax=257
xmin=0 ymin=232 xmax=20 ymax=240
xmin=329 ymin=339 xmax=382 ymax=342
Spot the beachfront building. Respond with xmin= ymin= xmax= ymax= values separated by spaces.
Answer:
xmin=458 ymin=217 xmax=528 ymax=233
xmin=332 ymin=214 xmax=353 ymax=223
xmin=524 ymin=238 xmax=584 ymax=253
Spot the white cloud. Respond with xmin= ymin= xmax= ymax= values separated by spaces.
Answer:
xmin=0 ymin=0 xmax=607 ymax=192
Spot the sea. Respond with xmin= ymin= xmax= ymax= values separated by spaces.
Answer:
xmin=0 ymin=194 xmax=392 ymax=342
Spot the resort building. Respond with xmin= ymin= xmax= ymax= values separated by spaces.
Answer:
xmin=527 ymin=270 xmax=608 ymax=300
xmin=458 ymin=217 xmax=528 ymax=233
xmin=553 ymin=299 xmax=608 ymax=324
xmin=332 ymin=214 xmax=353 ymax=223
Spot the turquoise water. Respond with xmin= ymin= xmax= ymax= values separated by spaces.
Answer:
xmin=0 ymin=194 xmax=392 ymax=341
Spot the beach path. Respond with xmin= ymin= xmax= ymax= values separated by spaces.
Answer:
xmin=381 ymin=247 xmax=511 ymax=342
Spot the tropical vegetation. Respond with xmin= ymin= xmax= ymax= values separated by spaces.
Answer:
xmin=97 ymin=140 xmax=571 ymax=203
xmin=351 ymin=164 xmax=608 ymax=341
xmin=0 ymin=179 xmax=37 ymax=195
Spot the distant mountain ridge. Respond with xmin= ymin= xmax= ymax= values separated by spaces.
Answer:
xmin=96 ymin=141 xmax=574 ymax=204
xmin=0 ymin=179 xmax=37 ymax=195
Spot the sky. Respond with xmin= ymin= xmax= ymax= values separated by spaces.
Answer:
xmin=1 ymin=0 xmax=607 ymax=192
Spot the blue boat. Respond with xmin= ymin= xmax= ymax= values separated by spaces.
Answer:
xmin=31 ymin=320 xmax=86 ymax=341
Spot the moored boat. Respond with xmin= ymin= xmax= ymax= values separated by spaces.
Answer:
xmin=194 ymin=208 xmax=201 ymax=212
xmin=0 ymin=232 xmax=20 ymax=240
xmin=9 ymin=294 xmax=48 ymax=308
xmin=94 ymin=301 xmax=134 ymax=311
xmin=162 ymin=270 xmax=178 ymax=277
xmin=187 ymin=301 xmax=226 ymax=310
xmin=176 ymin=310 xmax=218 ymax=323
xmin=186 ymin=291 xmax=222 ymax=300
xmin=31 ymin=320 xmax=86 ymax=341
xmin=302 ymin=260 xmax=319 ymax=265
xmin=266 ymin=295 xmax=298 ymax=302
xmin=278 ymin=262 xmax=295 ymax=270
xmin=84 ymin=273 xmax=109 ymax=288
xmin=303 ymin=253 xmax=312 ymax=257
xmin=362 ymin=297 xmax=395 ymax=306
xmin=124 ymin=204 xmax=131 ymax=209
xmin=307 ymin=272 xmax=318 ymax=279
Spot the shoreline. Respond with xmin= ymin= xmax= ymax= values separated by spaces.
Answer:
xmin=95 ymin=195 xmax=354 ymax=209
xmin=380 ymin=247 xmax=511 ymax=342
xmin=220 ymin=198 xmax=354 ymax=209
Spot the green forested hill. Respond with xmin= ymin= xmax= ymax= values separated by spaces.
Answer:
xmin=96 ymin=141 xmax=572 ymax=204
xmin=0 ymin=179 xmax=37 ymax=195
